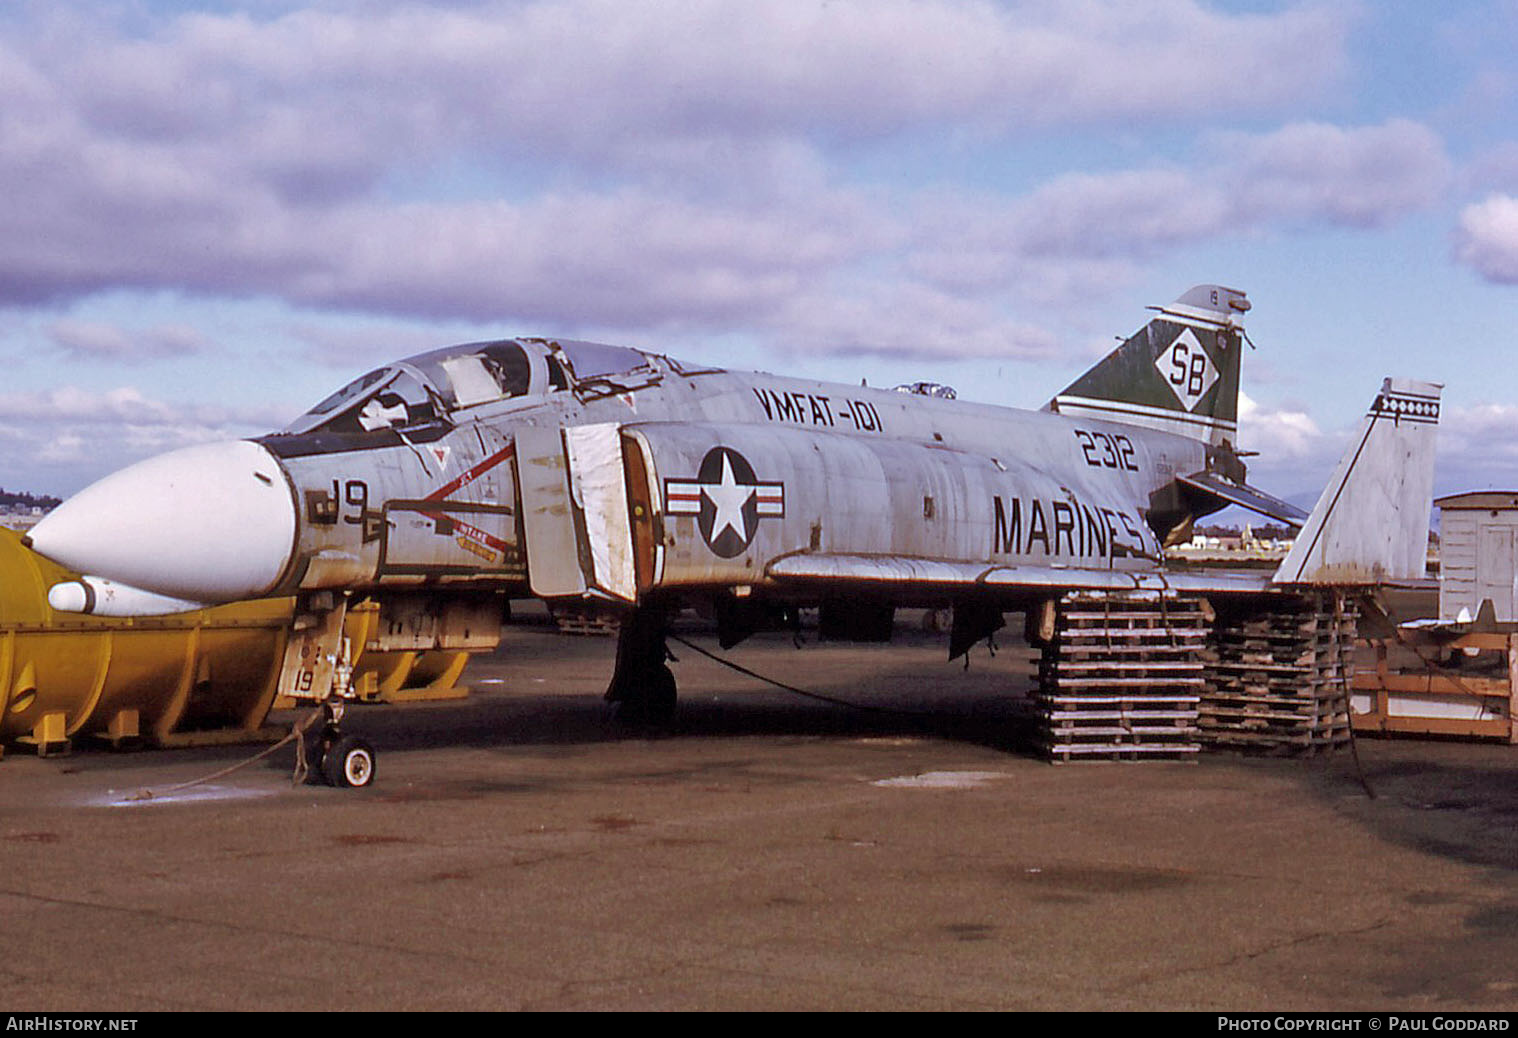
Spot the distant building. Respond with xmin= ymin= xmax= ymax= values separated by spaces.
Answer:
xmin=1176 ymin=524 xmax=1293 ymax=558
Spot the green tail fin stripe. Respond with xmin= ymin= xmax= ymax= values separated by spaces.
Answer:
xmin=1048 ymin=285 xmax=1248 ymax=447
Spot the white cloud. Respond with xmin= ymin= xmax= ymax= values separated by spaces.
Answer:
xmin=303 ymin=188 xmax=896 ymax=325
xmin=38 ymin=1 xmax=1351 ymax=161
xmin=1233 ymin=394 xmax=1518 ymax=511
xmin=766 ymin=280 xmax=1063 ymax=361
xmin=0 ymin=116 xmax=1449 ymax=360
xmin=1219 ymin=119 xmax=1451 ymax=228
xmin=1430 ymin=400 xmax=1518 ymax=493
xmin=0 ymin=384 xmax=280 ymax=430
xmin=908 ymin=120 xmax=1451 ymax=306
xmin=1454 ymin=194 xmax=1518 ymax=284
xmin=908 ymin=170 xmax=1228 ymax=305
xmin=1238 ymin=390 xmax=1326 ymax=462
xmin=0 ymin=3 xmax=1406 ymax=365
xmin=47 ymin=319 xmax=205 ymax=361
xmin=0 ymin=383 xmax=287 ymax=493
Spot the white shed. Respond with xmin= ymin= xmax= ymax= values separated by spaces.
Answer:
xmin=1436 ymin=491 xmax=1518 ymax=622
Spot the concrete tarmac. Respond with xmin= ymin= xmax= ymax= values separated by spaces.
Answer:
xmin=3 ymin=618 xmax=1517 ymax=1011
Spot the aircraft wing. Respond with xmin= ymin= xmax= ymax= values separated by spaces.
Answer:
xmin=763 ymin=552 xmax=1276 ymax=659
xmin=765 ymin=553 xmax=1273 ymax=595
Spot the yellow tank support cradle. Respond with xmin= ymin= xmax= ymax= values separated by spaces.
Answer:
xmin=0 ymin=529 xmax=478 ymax=756
xmin=376 ymin=651 xmax=471 ymax=702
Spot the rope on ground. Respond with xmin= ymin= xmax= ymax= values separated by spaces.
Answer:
xmin=289 ymin=705 xmax=325 ymax=787
xmin=666 ymin=632 xmax=936 ymax=719
xmin=119 ymin=705 xmax=326 ymax=802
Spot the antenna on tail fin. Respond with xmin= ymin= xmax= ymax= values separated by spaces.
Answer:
xmin=1273 ymin=378 xmax=1441 ymax=585
xmin=1047 ymin=285 xmax=1249 ymax=447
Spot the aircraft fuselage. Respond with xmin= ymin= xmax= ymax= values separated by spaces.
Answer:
xmin=253 ymin=352 xmax=1200 ymax=604
xmin=30 ymin=289 xmax=1251 ymax=615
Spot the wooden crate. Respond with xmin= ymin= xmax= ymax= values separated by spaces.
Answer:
xmin=1351 ymin=631 xmax=1518 ymax=742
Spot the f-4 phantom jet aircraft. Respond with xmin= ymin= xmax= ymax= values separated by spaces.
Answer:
xmin=25 ymin=286 xmax=1440 ymax=784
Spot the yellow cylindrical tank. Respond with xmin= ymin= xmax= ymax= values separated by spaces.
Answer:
xmin=0 ymin=529 xmax=476 ymax=756
xmin=0 ymin=528 xmax=295 ymax=752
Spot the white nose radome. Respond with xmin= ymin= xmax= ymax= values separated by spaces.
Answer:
xmin=27 ymin=440 xmax=297 ymax=603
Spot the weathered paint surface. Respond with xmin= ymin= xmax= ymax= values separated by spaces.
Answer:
xmin=22 ymin=287 xmax=1442 ymax=709
xmin=32 ymin=292 xmax=1251 ymax=613
xmin=1274 ymin=378 xmax=1441 ymax=586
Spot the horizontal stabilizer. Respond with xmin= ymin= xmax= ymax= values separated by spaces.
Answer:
xmin=1177 ymin=471 xmax=1308 ymax=527
xmin=1273 ymin=377 xmax=1441 ymax=586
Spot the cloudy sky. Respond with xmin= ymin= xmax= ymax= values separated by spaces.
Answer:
xmin=2 ymin=0 xmax=1516 ymax=508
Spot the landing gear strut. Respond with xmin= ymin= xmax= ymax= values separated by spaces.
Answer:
xmin=605 ymin=605 xmax=678 ymax=724
xmin=282 ymin=593 xmax=377 ymax=788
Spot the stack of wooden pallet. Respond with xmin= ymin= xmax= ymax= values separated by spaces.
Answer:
xmin=1201 ymin=594 xmax=1356 ymax=754
xmin=1036 ymin=592 xmax=1207 ymax=763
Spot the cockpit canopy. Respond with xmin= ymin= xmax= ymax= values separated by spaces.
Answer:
xmin=283 ymin=338 xmax=656 ymax=438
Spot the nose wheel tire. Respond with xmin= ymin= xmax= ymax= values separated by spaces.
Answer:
xmin=321 ymin=734 xmax=377 ymax=788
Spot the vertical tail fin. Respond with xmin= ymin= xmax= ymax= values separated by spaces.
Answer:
xmin=1047 ymin=284 xmax=1249 ymax=447
xmin=1273 ymin=378 xmax=1441 ymax=585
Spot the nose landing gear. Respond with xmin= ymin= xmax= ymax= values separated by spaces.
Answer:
xmin=323 ymin=733 xmax=377 ymax=788
xmin=299 ymin=700 xmax=377 ymax=789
